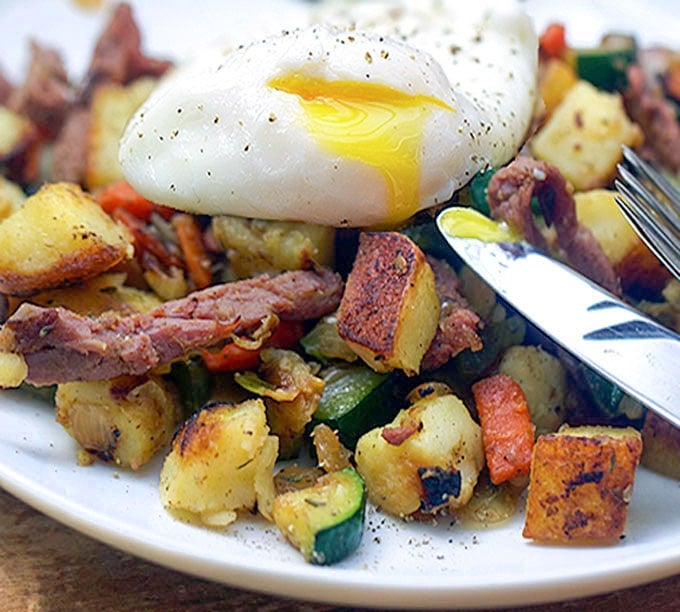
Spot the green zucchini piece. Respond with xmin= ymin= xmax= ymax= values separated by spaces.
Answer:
xmin=398 ymin=221 xmax=455 ymax=262
xmin=167 ymin=355 xmax=214 ymax=416
xmin=468 ymin=168 xmax=497 ymax=215
xmin=574 ymin=36 xmax=637 ymax=91
xmin=272 ymin=467 xmax=366 ymax=565
xmin=452 ymin=313 xmax=526 ymax=381
xmin=18 ymin=381 xmax=56 ymax=404
xmin=457 ymin=168 xmax=540 ymax=217
xmin=313 ymin=364 xmax=403 ymax=449
xmin=579 ymin=364 xmax=646 ymax=425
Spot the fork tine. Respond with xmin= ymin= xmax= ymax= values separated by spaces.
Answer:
xmin=616 ymin=163 xmax=680 ymax=236
xmin=622 ymin=145 xmax=680 ymax=212
xmin=615 ymin=190 xmax=680 ymax=281
xmin=615 ymin=147 xmax=680 ymax=282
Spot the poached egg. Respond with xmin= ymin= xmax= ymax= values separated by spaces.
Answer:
xmin=119 ymin=0 xmax=538 ymax=227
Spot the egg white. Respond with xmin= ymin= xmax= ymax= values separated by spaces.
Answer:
xmin=317 ymin=0 xmax=539 ymax=167
xmin=119 ymin=1 xmax=538 ymax=227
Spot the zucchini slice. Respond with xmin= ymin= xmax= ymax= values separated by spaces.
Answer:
xmin=272 ymin=467 xmax=366 ymax=565
xmin=573 ymin=35 xmax=637 ymax=91
xmin=313 ymin=364 xmax=403 ymax=449
xmin=167 ymin=355 xmax=214 ymax=416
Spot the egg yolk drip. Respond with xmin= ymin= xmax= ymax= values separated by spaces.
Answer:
xmin=439 ymin=207 xmax=520 ymax=242
xmin=268 ymin=72 xmax=454 ymax=225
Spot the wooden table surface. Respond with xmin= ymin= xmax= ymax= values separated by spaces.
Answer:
xmin=2 ymin=487 xmax=678 ymax=611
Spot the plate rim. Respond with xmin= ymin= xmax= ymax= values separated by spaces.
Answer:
xmin=2 ymin=0 xmax=680 ymax=608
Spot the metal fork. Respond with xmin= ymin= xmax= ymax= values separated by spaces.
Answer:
xmin=615 ymin=145 xmax=680 ymax=281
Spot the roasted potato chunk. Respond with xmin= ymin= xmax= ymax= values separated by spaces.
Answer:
xmin=531 ymin=80 xmax=643 ymax=190
xmin=640 ymin=411 xmax=680 ymax=480
xmin=355 ymin=393 xmax=484 ymax=517
xmin=337 ymin=232 xmax=440 ymax=375
xmin=0 ymin=105 xmax=41 ymax=183
xmin=0 ymin=176 xmax=26 ymax=222
xmin=55 ymin=375 xmax=181 ymax=470
xmin=211 ymin=216 xmax=335 ymax=279
xmin=523 ymin=425 xmax=643 ymax=543
xmin=85 ymin=77 xmax=157 ymax=190
xmin=0 ymin=182 xmax=134 ymax=296
xmin=539 ymin=58 xmax=578 ymax=118
xmin=498 ymin=345 xmax=567 ymax=436
xmin=0 ymin=351 xmax=28 ymax=388
xmin=7 ymin=272 xmax=161 ymax=318
xmin=575 ymin=189 xmax=670 ymax=292
xmin=159 ymin=399 xmax=278 ymax=527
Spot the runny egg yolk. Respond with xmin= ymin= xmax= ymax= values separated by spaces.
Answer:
xmin=268 ymin=73 xmax=454 ymax=225
xmin=439 ymin=207 xmax=520 ymax=242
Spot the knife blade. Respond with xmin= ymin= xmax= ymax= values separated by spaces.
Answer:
xmin=436 ymin=209 xmax=680 ymax=428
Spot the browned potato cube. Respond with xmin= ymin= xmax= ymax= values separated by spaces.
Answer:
xmin=56 ymin=375 xmax=182 ymax=470
xmin=337 ymin=232 xmax=440 ymax=375
xmin=211 ymin=216 xmax=335 ymax=279
xmin=575 ymin=189 xmax=669 ymax=292
xmin=0 ymin=176 xmax=26 ymax=221
xmin=85 ymin=77 xmax=157 ymax=190
xmin=0 ymin=105 xmax=41 ymax=183
xmin=523 ymin=425 xmax=642 ymax=542
xmin=159 ymin=399 xmax=278 ymax=526
xmin=531 ymin=81 xmax=643 ymax=190
xmin=0 ymin=182 xmax=133 ymax=296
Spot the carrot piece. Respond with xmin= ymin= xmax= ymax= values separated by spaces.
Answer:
xmin=539 ymin=23 xmax=567 ymax=59
xmin=472 ymin=374 xmax=535 ymax=485
xmin=171 ymin=213 xmax=213 ymax=289
xmin=96 ymin=181 xmax=175 ymax=221
xmin=201 ymin=320 xmax=305 ymax=372
xmin=201 ymin=342 xmax=262 ymax=372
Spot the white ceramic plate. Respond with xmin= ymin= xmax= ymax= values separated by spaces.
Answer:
xmin=1 ymin=1 xmax=679 ymax=608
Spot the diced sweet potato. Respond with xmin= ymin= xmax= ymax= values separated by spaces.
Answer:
xmin=523 ymin=425 xmax=643 ymax=542
xmin=337 ymin=232 xmax=440 ymax=375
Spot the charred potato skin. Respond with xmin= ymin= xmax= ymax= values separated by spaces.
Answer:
xmin=159 ymin=399 xmax=278 ymax=525
xmin=0 ymin=182 xmax=134 ymax=296
xmin=336 ymin=232 xmax=440 ymax=376
xmin=522 ymin=426 xmax=643 ymax=542
xmin=354 ymin=393 xmax=484 ymax=518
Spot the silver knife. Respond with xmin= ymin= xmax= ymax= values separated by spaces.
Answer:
xmin=436 ymin=210 xmax=680 ymax=428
